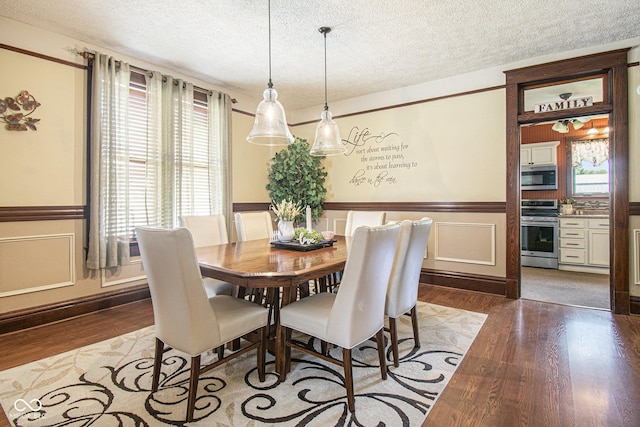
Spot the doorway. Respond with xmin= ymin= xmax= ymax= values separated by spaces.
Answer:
xmin=504 ymin=49 xmax=630 ymax=314
xmin=519 ymin=116 xmax=612 ymax=310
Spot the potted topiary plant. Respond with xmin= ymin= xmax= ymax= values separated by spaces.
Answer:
xmin=266 ymin=137 xmax=328 ymax=226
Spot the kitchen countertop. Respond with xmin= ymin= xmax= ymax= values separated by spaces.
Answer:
xmin=559 ymin=214 xmax=609 ymax=218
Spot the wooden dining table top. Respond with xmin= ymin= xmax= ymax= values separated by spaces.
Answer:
xmin=196 ymin=236 xmax=349 ymax=289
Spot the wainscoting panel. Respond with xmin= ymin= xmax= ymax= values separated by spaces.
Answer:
xmin=332 ymin=218 xmax=347 ymax=236
xmin=434 ymin=222 xmax=496 ymax=266
xmin=0 ymin=233 xmax=75 ymax=297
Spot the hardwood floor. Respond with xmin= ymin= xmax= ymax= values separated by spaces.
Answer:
xmin=1 ymin=285 xmax=639 ymax=426
xmin=420 ymin=285 xmax=640 ymax=427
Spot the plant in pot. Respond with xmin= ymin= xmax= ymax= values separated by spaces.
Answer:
xmin=266 ymin=137 xmax=328 ymax=227
xmin=559 ymin=198 xmax=575 ymax=215
xmin=271 ymin=199 xmax=302 ymax=242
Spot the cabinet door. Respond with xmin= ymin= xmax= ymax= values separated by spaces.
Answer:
xmin=588 ymin=230 xmax=610 ymax=266
xmin=530 ymin=145 xmax=556 ymax=165
xmin=521 ymin=148 xmax=532 ymax=166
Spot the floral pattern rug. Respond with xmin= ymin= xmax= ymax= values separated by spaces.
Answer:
xmin=0 ymin=302 xmax=486 ymax=426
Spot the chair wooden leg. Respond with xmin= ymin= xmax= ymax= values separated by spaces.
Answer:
xmin=228 ymin=338 xmax=241 ymax=351
xmin=276 ymin=321 xmax=287 ymax=381
xmin=284 ymin=327 xmax=292 ymax=374
xmin=389 ymin=317 xmax=400 ymax=367
xmin=410 ymin=306 xmax=420 ymax=348
xmin=152 ymin=337 xmax=164 ymax=392
xmin=258 ymin=325 xmax=266 ymax=382
xmin=186 ymin=355 xmax=201 ymax=422
xmin=321 ymin=340 xmax=329 ymax=356
xmin=216 ymin=345 xmax=225 ymax=361
xmin=376 ymin=329 xmax=388 ymax=379
xmin=343 ymin=348 xmax=355 ymax=413
xmin=298 ymin=281 xmax=310 ymax=298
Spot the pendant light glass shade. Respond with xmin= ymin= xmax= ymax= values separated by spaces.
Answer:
xmin=571 ymin=120 xmax=585 ymax=130
xmin=310 ymin=26 xmax=346 ymax=156
xmin=587 ymin=123 xmax=599 ymax=135
xmin=552 ymin=120 xmax=569 ymax=133
xmin=311 ymin=107 xmax=344 ymax=156
xmin=247 ymin=85 xmax=294 ymax=145
xmin=247 ymin=0 xmax=293 ymax=146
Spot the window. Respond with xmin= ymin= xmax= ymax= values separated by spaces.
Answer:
xmin=87 ymin=54 xmax=230 ymax=269
xmin=126 ymin=74 xmax=223 ymax=237
xmin=129 ymin=82 xmax=158 ymax=230
xmin=570 ymin=138 xmax=609 ymax=196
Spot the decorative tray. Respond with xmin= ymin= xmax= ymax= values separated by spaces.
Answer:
xmin=270 ymin=239 xmax=336 ymax=251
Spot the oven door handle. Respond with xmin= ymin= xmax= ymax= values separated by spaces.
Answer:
xmin=522 ymin=221 xmax=557 ymax=227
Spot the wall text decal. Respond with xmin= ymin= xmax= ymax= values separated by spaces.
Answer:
xmin=343 ymin=126 xmax=417 ymax=188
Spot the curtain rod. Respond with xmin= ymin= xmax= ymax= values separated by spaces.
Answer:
xmin=79 ymin=51 xmax=237 ymax=103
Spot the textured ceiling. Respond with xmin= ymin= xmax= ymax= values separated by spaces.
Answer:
xmin=1 ymin=0 xmax=639 ymax=112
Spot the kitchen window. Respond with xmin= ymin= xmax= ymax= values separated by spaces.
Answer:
xmin=570 ymin=138 xmax=609 ymax=196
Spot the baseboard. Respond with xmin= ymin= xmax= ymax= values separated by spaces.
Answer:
xmin=0 ymin=284 xmax=150 ymax=335
xmin=420 ymin=269 xmax=507 ymax=295
xmin=631 ymin=296 xmax=640 ymax=315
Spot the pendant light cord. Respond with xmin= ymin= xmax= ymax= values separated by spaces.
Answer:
xmin=324 ymin=29 xmax=328 ymax=110
xmin=319 ymin=27 xmax=331 ymax=111
xmin=267 ymin=0 xmax=273 ymax=88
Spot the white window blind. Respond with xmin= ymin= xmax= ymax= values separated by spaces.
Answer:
xmin=126 ymin=77 xmax=219 ymax=237
xmin=178 ymin=99 xmax=211 ymax=217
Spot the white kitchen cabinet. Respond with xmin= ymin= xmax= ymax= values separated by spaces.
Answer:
xmin=521 ymin=141 xmax=560 ymax=166
xmin=587 ymin=219 xmax=609 ymax=267
xmin=558 ymin=217 xmax=609 ymax=274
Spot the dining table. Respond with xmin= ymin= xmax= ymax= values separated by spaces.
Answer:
xmin=196 ymin=236 xmax=349 ymax=376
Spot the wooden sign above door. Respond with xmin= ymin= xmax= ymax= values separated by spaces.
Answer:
xmin=534 ymin=96 xmax=593 ymax=114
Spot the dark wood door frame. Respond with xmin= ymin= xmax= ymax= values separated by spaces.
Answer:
xmin=505 ymin=49 xmax=630 ymax=314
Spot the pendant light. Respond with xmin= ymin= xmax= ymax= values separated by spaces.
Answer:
xmin=310 ymin=27 xmax=346 ymax=156
xmin=587 ymin=122 xmax=599 ymax=135
xmin=551 ymin=120 xmax=569 ymax=133
xmin=247 ymin=0 xmax=294 ymax=146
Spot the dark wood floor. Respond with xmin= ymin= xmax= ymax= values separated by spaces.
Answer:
xmin=1 ymin=285 xmax=639 ymax=426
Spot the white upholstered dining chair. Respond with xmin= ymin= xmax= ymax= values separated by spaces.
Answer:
xmin=135 ymin=226 xmax=268 ymax=423
xmin=178 ymin=214 xmax=235 ymax=297
xmin=234 ymin=211 xmax=274 ymax=241
xmin=343 ymin=210 xmax=386 ymax=237
xmin=179 ymin=214 xmax=229 ymax=246
xmin=320 ymin=210 xmax=387 ymax=293
xmin=277 ymin=223 xmax=400 ymax=413
xmin=385 ymin=218 xmax=433 ymax=367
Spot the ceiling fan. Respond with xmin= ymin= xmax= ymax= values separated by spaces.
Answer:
xmin=551 ymin=93 xmax=590 ymax=133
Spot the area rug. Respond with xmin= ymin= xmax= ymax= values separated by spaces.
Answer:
xmin=0 ymin=302 xmax=486 ymax=426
